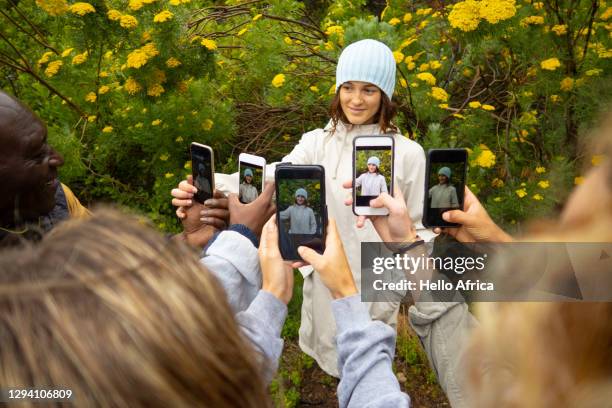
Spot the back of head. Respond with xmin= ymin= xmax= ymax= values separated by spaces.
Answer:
xmin=0 ymin=208 xmax=269 ymax=407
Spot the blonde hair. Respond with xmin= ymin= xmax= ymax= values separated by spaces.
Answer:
xmin=0 ymin=208 xmax=270 ymax=407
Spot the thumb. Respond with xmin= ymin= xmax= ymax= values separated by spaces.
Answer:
xmin=297 ymin=246 xmax=322 ymax=268
xmin=369 ymin=192 xmax=394 ymax=209
xmin=342 ymin=179 xmax=353 ymax=189
xmin=259 ymin=216 xmax=277 ymax=250
xmin=228 ymin=193 xmax=240 ymax=208
xmin=442 ymin=209 xmax=470 ymax=225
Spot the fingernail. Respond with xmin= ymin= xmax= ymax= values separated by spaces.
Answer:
xmin=297 ymin=246 xmax=304 ymax=253
xmin=442 ymin=212 xmax=450 ymax=221
xmin=204 ymin=200 xmax=212 ymax=205
xmin=201 ymin=210 xmax=208 ymax=216
xmin=187 ymin=200 xmax=192 ymax=205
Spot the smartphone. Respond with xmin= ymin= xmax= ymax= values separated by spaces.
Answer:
xmin=353 ymin=136 xmax=395 ymax=216
xmin=238 ymin=153 xmax=266 ymax=204
xmin=275 ymin=165 xmax=327 ymax=261
xmin=423 ymin=148 xmax=468 ymax=228
xmin=190 ymin=142 xmax=214 ymax=204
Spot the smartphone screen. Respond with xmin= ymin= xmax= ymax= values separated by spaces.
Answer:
xmin=191 ymin=143 xmax=214 ymax=203
xmin=353 ymin=136 xmax=394 ymax=213
xmin=275 ymin=165 xmax=326 ymax=261
xmin=423 ymin=149 xmax=467 ymax=227
xmin=238 ymin=153 xmax=265 ymax=204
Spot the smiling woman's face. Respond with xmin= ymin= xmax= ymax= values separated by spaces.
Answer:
xmin=339 ymin=81 xmax=382 ymax=125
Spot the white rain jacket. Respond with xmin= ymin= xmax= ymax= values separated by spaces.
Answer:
xmin=215 ymin=120 xmax=433 ymax=376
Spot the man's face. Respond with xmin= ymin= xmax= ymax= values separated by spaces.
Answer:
xmin=0 ymin=94 xmax=64 ymax=220
xmin=296 ymin=195 xmax=306 ymax=205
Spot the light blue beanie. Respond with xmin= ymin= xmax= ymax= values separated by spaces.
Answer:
xmin=438 ymin=167 xmax=451 ymax=179
xmin=295 ymin=188 xmax=308 ymax=199
xmin=367 ymin=156 xmax=381 ymax=167
xmin=335 ymin=39 xmax=396 ymax=100
xmin=243 ymin=168 xmax=253 ymax=177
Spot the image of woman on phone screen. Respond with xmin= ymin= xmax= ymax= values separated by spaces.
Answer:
xmin=239 ymin=168 xmax=259 ymax=204
xmin=355 ymin=156 xmax=388 ymax=196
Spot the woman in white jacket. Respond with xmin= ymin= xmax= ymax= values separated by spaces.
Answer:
xmin=171 ymin=39 xmax=430 ymax=377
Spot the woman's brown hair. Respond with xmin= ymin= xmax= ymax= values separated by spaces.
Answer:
xmin=329 ymin=87 xmax=399 ymax=134
xmin=0 ymin=208 xmax=271 ymax=407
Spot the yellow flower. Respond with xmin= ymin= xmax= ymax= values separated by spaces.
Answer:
xmin=102 ymin=126 xmax=113 ymax=133
xmin=389 ymin=17 xmax=401 ymax=26
xmin=325 ymin=25 xmax=344 ymax=36
xmin=403 ymin=13 xmax=412 ymax=23
xmin=35 ymin=0 xmax=69 ymax=16
xmin=153 ymin=10 xmax=173 ymax=23
xmin=120 ymin=15 xmax=138 ymax=29
xmin=98 ymin=85 xmax=110 ymax=95
xmin=86 ymin=115 xmax=96 ymax=122
xmin=393 ymin=51 xmax=405 ymax=64
xmin=430 ymin=60 xmax=442 ymax=70
xmin=128 ymin=0 xmax=143 ymax=10
xmin=399 ymin=78 xmax=408 ymax=88
xmin=468 ymin=101 xmax=481 ymax=108
xmin=284 ymin=37 xmax=293 ymax=45
xmin=164 ymin=173 xmax=175 ymax=180
xmin=574 ymin=176 xmax=584 ymax=185
xmin=475 ymin=149 xmax=496 ymax=168
xmin=201 ymin=38 xmax=217 ymax=51
xmin=124 ymin=77 xmax=141 ymax=95
xmin=416 ymin=72 xmax=436 ymax=85
xmin=591 ymin=155 xmax=605 ymax=166
xmin=448 ymin=0 xmax=481 ymax=32
xmin=202 ymin=119 xmax=214 ymax=130
xmin=535 ymin=166 xmax=546 ymax=173
xmin=44 ymin=60 xmax=62 ymax=77
xmin=135 ymin=122 xmax=143 ymax=128
xmin=99 ymin=71 xmax=109 ymax=78
xmin=600 ymin=7 xmax=612 ymax=20
xmin=271 ymin=73 xmax=286 ymax=88
xmin=329 ymin=84 xmax=336 ymax=95
xmin=430 ymin=87 xmax=449 ymax=102
xmin=551 ymin=24 xmax=567 ymax=35
xmin=166 ymin=57 xmax=182 ymax=68
xmin=169 ymin=0 xmax=180 ymax=5
xmin=37 ymin=51 xmax=54 ymax=65
xmin=151 ymin=119 xmax=162 ymax=126
xmin=61 ymin=48 xmax=74 ymax=57
xmin=72 ymin=51 xmax=88 ymax=65
xmin=237 ymin=28 xmax=248 ymax=36
xmin=85 ymin=92 xmax=97 ymax=102
xmin=419 ymin=63 xmax=430 ymax=71
xmin=537 ymin=180 xmax=550 ymax=189
xmin=515 ymin=188 xmax=527 ymax=198
xmin=107 ymin=9 xmax=122 ymax=21
xmin=493 ymin=196 xmax=502 ymax=202
xmin=126 ymin=43 xmax=158 ymax=69
xmin=159 ymin=153 xmax=169 ymax=161
xmin=533 ymin=194 xmax=544 ymax=201
xmin=69 ymin=2 xmax=95 ymax=16
xmin=416 ymin=8 xmax=432 ymax=16
xmin=252 ymin=13 xmax=262 ymax=21
xmin=479 ymin=0 xmax=516 ymax=24
xmin=550 ymin=94 xmax=561 ymax=103
xmin=482 ymin=104 xmax=495 ymax=111
xmin=560 ymin=77 xmax=574 ymax=91
xmin=438 ymin=103 xmax=449 ymax=109
xmin=491 ymin=178 xmax=504 ymax=188
xmin=520 ymin=16 xmax=545 ymax=26
xmin=147 ymin=84 xmax=165 ymax=97
xmin=452 ymin=113 xmax=466 ymax=119
xmin=585 ymin=68 xmax=602 ymax=76
xmin=309 ymin=85 xmax=319 ymax=93
xmin=540 ymin=58 xmax=561 ymax=71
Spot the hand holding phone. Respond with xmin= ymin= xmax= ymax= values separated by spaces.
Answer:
xmin=423 ymin=148 xmax=467 ymax=228
xmin=275 ymin=165 xmax=327 ymax=261
xmin=353 ymin=136 xmax=395 ymax=216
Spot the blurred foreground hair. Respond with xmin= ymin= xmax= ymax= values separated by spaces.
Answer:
xmin=0 ymin=208 xmax=270 ymax=407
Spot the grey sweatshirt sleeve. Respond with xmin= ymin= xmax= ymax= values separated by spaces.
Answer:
xmin=236 ymin=290 xmax=288 ymax=384
xmin=408 ymin=302 xmax=478 ymax=408
xmin=333 ymin=295 xmax=410 ymax=408
xmin=201 ymin=230 xmax=261 ymax=313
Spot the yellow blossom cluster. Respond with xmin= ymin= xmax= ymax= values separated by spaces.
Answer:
xmin=124 ymin=77 xmax=142 ymax=95
xmin=147 ymin=84 xmax=165 ymax=97
xmin=153 ymin=11 xmax=174 ymax=23
xmin=169 ymin=0 xmax=191 ymax=5
xmin=540 ymin=58 xmax=561 ymax=70
xmin=520 ymin=16 xmax=545 ymax=26
xmin=107 ymin=9 xmax=122 ymax=21
xmin=560 ymin=77 xmax=574 ymax=91
xmin=479 ymin=0 xmax=516 ymax=24
xmin=129 ymin=0 xmax=143 ymax=11
xmin=533 ymin=194 xmax=543 ymax=201
xmin=202 ymin=119 xmax=214 ymax=131
xmin=166 ymin=57 xmax=182 ymax=68
xmin=469 ymin=101 xmax=481 ymax=108
xmin=416 ymin=72 xmax=436 ymax=85
xmin=475 ymin=148 xmax=496 ymax=168
xmin=201 ymin=39 xmax=218 ymax=51
xmin=551 ymin=24 xmax=567 ymax=35
xmin=515 ymin=188 xmax=527 ymax=198
xmin=491 ymin=178 xmax=504 ymax=188
xmin=126 ymin=43 xmax=159 ymax=69
xmin=120 ymin=15 xmax=138 ymax=29
xmin=98 ymin=85 xmax=110 ymax=95
xmin=36 ymin=0 xmax=69 ymax=16
xmin=72 ymin=51 xmax=88 ymax=65
xmin=45 ymin=60 xmax=63 ymax=77
xmin=271 ymin=73 xmax=286 ymax=88
xmin=325 ymin=25 xmax=344 ymax=36
xmin=449 ymin=0 xmax=516 ymax=32
xmin=69 ymin=2 xmax=95 ymax=16
xmin=61 ymin=48 xmax=73 ymax=57
xmin=389 ymin=17 xmax=401 ymax=26
xmin=38 ymin=51 xmax=54 ymax=65
xmin=430 ymin=87 xmax=449 ymax=102
xmin=102 ymin=126 xmax=113 ymax=133
xmin=85 ymin=92 xmax=97 ymax=102
xmin=393 ymin=51 xmax=405 ymax=64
